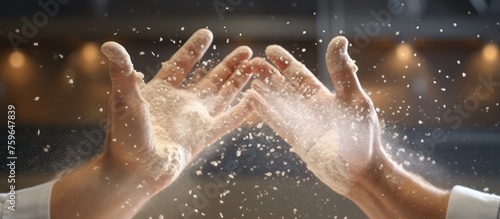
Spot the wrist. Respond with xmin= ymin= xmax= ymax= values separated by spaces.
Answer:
xmin=345 ymin=146 xmax=450 ymax=218
xmin=99 ymin=152 xmax=174 ymax=194
xmin=50 ymin=154 xmax=158 ymax=219
xmin=344 ymin=146 xmax=392 ymax=218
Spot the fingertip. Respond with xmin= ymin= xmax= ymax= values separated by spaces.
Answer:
xmin=157 ymin=29 xmax=213 ymax=85
xmin=250 ymin=57 xmax=274 ymax=73
xmin=101 ymin=41 xmax=133 ymax=76
xmin=326 ymin=36 xmax=364 ymax=101
xmin=327 ymin=36 xmax=349 ymax=54
xmin=227 ymin=46 xmax=253 ymax=68
xmin=265 ymin=45 xmax=298 ymax=71
xmin=235 ymin=45 xmax=253 ymax=58
xmin=188 ymin=28 xmax=214 ymax=56
xmin=194 ymin=28 xmax=214 ymax=43
xmin=326 ymin=36 xmax=358 ymax=74
xmin=265 ymin=45 xmax=289 ymax=65
xmin=265 ymin=44 xmax=283 ymax=57
xmin=250 ymin=57 xmax=266 ymax=66
xmin=101 ymin=41 xmax=119 ymax=50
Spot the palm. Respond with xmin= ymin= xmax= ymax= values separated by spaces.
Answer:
xmin=248 ymin=36 xmax=380 ymax=195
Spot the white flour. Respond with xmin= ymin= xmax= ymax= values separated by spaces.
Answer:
xmin=101 ymin=42 xmax=134 ymax=76
xmin=139 ymin=78 xmax=214 ymax=178
xmin=303 ymin=129 xmax=350 ymax=194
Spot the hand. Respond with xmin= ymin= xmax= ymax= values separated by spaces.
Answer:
xmin=247 ymin=36 xmax=381 ymax=196
xmin=100 ymin=29 xmax=253 ymax=191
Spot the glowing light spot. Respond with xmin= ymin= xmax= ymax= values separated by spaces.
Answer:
xmin=9 ymin=51 xmax=25 ymax=68
xmin=82 ymin=42 xmax=99 ymax=62
xmin=396 ymin=43 xmax=412 ymax=62
xmin=482 ymin=43 xmax=498 ymax=62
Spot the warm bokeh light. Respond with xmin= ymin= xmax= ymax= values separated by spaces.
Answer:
xmin=9 ymin=50 xmax=26 ymax=68
xmin=3 ymin=50 xmax=32 ymax=86
xmin=482 ymin=43 xmax=499 ymax=62
xmin=82 ymin=42 xmax=99 ymax=63
xmin=80 ymin=42 xmax=100 ymax=74
xmin=395 ymin=43 xmax=412 ymax=62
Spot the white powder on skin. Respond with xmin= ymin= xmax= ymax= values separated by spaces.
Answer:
xmin=140 ymin=78 xmax=213 ymax=150
xmin=102 ymin=41 xmax=214 ymax=179
xmin=258 ymin=92 xmax=353 ymax=194
xmin=138 ymin=77 xmax=215 ymax=179
xmin=326 ymin=36 xmax=359 ymax=95
xmin=327 ymin=36 xmax=358 ymax=75
xmin=302 ymin=129 xmax=350 ymax=195
xmin=101 ymin=42 xmax=134 ymax=76
xmin=253 ymin=37 xmax=372 ymax=194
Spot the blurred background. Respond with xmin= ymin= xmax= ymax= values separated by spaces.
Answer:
xmin=0 ymin=0 xmax=499 ymax=218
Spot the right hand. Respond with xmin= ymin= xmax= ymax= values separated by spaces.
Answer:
xmin=247 ymin=36 xmax=382 ymax=196
xmin=100 ymin=29 xmax=254 ymax=192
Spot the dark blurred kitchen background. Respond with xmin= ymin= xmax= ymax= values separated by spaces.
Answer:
xmin=1 ymin=0 xmax=499 ymax=218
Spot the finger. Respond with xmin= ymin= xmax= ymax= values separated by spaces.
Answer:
xmin=244 ymin=90 xmax=299 ymax=146
xmin=265 ymin=45 xmax=330 ymax=95
xmin=252 ymin=58 xmax=317 ymax=99
xmin=101 ymin=41 xmax=141 ymax=97
xmin=101 ymin=41 xmax=134 ymax=79
xmin=210 ymin=61 xmax=253 ymax=115
xmin=181 ymin=66 xmax=208 ymax=89
xmin=195 ymin=46 xmax=253 ymax=93
xmin=251 ymin=79 xmax=278 ymax=98
xmin=101 ymin=42 xmax=151 ymax=157
xmin=191 ymin=66 xmax=208 ymax=84
xmin=250 ymin=57 xmax=286 ymax=90
xmin=325 ymin=36 xmax=364 ymax=103
xmin=205 ymin=96 xmax=253 ymax=150
xmin=155 ymin=29 xmax=213 ymax=87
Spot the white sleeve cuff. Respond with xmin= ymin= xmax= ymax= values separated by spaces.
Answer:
xmin=446 ymin=185 xmax=500 ymax=219
xmin=1 ymin=180 xmax=56 ymax=219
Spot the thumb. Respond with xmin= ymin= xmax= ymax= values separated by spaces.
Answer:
xmin=326 ymin=36 xmax=363 ymax=103
xmin=101 ymin=41 xmax=137 ymax=89
xmin=101 ymin=42 xmax=149 ymax=162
